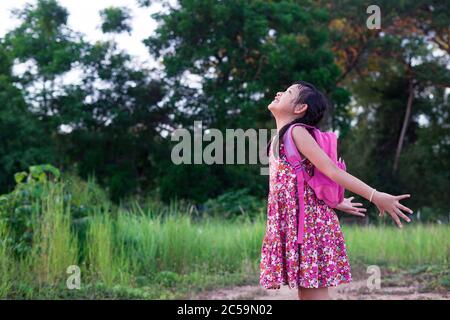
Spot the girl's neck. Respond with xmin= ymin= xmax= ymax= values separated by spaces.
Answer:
xmin=275 ymin=116 xmax=296 ymax=133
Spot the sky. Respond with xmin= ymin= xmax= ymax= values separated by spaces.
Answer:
xmin=0 ymin=0 xmax=164 ymax=68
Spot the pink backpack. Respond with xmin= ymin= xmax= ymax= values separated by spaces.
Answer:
xmin=282 ymin=123 xmax=346 ymax=244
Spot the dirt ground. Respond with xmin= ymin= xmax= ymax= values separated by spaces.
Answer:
xmin=191 ymin=280 xmax=447 ymax=300
xmin=190 ymin=267 xmax=449 ymax=300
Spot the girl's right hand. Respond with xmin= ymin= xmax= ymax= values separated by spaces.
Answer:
xmin=371 ymin=191 xmax=413 ymax=228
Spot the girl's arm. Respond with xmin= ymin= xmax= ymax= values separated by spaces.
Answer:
xmin=292 ymin=126 xmax=413 ymax=228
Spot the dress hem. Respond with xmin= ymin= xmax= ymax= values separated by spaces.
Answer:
xmin=260 ymin=277 xmax=352 ymax=290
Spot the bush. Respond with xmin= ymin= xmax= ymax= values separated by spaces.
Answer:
xmin=159 ymin=164 xmax=221 ymax=203
xmin=0 ymin=164 xmax=61 ymax=255
xmin=203 ymin=188 xmax=266 ymax=221
xmin=0 ymin=164 xmax=111 ymax=256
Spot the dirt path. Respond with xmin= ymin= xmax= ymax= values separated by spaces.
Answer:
xmin=191 ymin=278 xmax=449 ymax=300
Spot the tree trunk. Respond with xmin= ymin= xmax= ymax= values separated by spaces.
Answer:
xmin=393 ymin=66 xmax=414 ymax=173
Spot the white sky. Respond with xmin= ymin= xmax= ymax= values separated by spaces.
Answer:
xmin=0 ymin=0 xmax=165 ymax=68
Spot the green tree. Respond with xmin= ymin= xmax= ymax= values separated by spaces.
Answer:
xmin=3 ymin=0 xmax=169 ymax=202
xmin=100 ymin=7 xmax=132 ymax=34
xmin=0 ymin=40 xmax=56 ymax=194
xmin=5 ymin=0 xmax=83 ymax=130
xmin=340 ymin=35 xmax=449 ymax=217
xmin=143 ymin=0 xmax=350 ymax=200
xmin=325 ymin=0 xmax=450 ymax=217
xmin=53 ymin=33 xmax=169 ymax=201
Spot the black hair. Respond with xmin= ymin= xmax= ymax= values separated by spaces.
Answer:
xmin=266 ymin=80 xmax=330 ymax=156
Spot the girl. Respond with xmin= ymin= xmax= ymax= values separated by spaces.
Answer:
xmin=259 ymin=80 xmax=413 ymax=300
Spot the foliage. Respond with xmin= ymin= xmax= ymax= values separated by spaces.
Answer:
xmin=2 ymin=0 xmax=169 ymax=202
xmin=0 ymin=40 xmax=56 ymax=194
xmin=0 ymin=164 xmax=61 ymax=255
xmin=144 ymin=0 xmax=351 ymax=200
xmin=0 ymin=0 xmax=448 ymax=217
xmin=0 ymin=164 xmax=108 ymax=256
xmin=100 ymin=7 xmax=132 ymax=34
xmin=30 ymin=181 xmax=79 ymax=287
xmin=203 ymin=188 xmax=266 ymax=220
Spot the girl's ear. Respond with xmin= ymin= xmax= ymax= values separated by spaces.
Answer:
xmin=294 ymin=103 xmax=308 ymax=115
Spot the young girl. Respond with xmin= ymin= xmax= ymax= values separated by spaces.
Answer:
xmin=259 ymin=80 xmax=413 ymax=300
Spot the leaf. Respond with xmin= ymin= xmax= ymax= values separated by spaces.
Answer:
xmin=43 ymin=164 xmax=61 ymax=179
xmin=38 ymin=172 xmax=47 ymax=183
xmin=14 ymin=172 xmax=28 ymax=184
xmin=29 ymin=165 xmax=43 ymax=180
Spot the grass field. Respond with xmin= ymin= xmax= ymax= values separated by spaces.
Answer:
xmin=0 ymin=181 xmax=448 ymax=299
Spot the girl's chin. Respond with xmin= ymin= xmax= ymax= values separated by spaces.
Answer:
xmin=268 ymin=101 xmax=278 ymax=109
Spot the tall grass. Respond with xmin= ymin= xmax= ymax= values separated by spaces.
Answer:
xmin=114 ymin=210 xmax=265 ymax=275
xmin=86 ymin=205 xmax=132 ymax=287
xmin=0 ymin=178 xmax=448 ymax=298
xmin=30 ymin=182 xmax=79 ymax=289
xmin=0 ymin=221 xmax=12 ymax=298
xmin=111 ymin=211 xmax=448 ymax=275
xmin=120 ymin=203 xmax=449 ymax=272
xmin=342 ymin=224 xmax=449 ymax=267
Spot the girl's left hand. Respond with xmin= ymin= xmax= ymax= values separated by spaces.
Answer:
xmin=335 ymin=197 xmax=366 ymax=217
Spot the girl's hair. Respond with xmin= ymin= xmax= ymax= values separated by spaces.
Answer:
xmin=267 ymin=80 xmax=330 ymax=156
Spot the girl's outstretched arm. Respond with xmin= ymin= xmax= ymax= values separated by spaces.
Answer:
xmin=292 ymin=126 xmax=413 ymax=228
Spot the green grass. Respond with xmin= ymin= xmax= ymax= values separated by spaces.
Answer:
xmin=86 ymin=209 xmax=132 ymax=287
xmin=30 ymin=182 xmax=79 ymax=289
xmin=0 ymin=181 xmax=448 ymax=299
xmin=342 ymin=224 xmax=449 ymax=267
xmin=112 ymin=206 xmax=265 ymax=276
xmin=0 ymin=221 xmax=13 ymax=297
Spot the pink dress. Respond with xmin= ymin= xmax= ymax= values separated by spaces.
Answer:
xmin=259 ymin=138 xmax=352 ymax=289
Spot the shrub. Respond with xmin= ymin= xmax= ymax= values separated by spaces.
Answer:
xmin=203 ymin=188 xmax=266 ymax=221
xmin=0 ymin=164 xmax=111 ymax=256
xmin=0 ymin=164 xmax=60 ymax=255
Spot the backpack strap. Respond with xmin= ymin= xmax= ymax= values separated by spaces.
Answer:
xmin=283 ymin=123 xmax=315 ymax=244
xmin=293 ymin=123 xmax=315 ymax=130
xmin=284 ymin=123 xmax=314 ymax=180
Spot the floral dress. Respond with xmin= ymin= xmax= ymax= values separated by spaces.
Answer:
xmin=259 ymin=137 xmax=352 ymax=289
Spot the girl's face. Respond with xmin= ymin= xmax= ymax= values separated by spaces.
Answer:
xmin=268 ymin=84 xmax=304 ymax=117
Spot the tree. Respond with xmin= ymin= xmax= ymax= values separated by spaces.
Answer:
xmin=326 ymin=0 xmax=449 ymax=217
xmin=0 ymin=40 xmax=56 ymax=194
xmin=143 ymin=0 xmax=350 ymax=200
xmin=57 ymin=39 xmax=169 ymax=200
xmin=5 ymin=0 xmax=83 ymax=128
xmin=100 ymin=7 xmax=132 ymax=34
xmin=339 ymin=34 xmax=449 ymax=216
xmin=3 ymin=0 xmax=170 ymax=201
